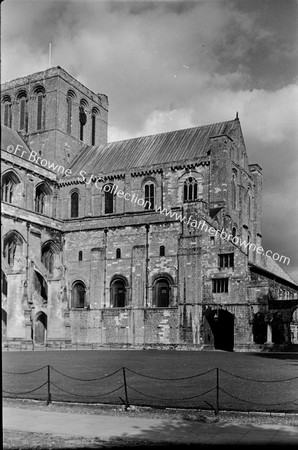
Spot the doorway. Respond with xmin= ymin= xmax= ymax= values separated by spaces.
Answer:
xmin=35 ymin=312 xmax=47 ymax=344
xmin=204 ymin=308 xmax=234 ymax=351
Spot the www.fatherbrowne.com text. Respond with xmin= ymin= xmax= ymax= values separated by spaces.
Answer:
xmin=78 ymin=172 xmax=290 ymax=266
xmin=4 ymin=145 xmax=290 ymax=266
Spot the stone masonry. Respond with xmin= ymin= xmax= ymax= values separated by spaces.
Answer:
xmin=1 ymin=66 xmax=298 ymax=351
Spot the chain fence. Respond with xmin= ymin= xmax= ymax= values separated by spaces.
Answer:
xmin=3 ymin=365 xmax=298 ymax=413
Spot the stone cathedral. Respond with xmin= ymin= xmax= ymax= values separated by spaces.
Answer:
xmin=1 ymin=66 xmax=298 ymax=351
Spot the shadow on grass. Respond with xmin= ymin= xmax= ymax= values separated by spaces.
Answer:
xmin=249 ymin=352 xmax=298 ymax=360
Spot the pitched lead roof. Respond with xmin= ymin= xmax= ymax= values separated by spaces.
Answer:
xmin=68 ymin=119 xmax=240 ymax=176
xmin=1 ymin=125 xmax=31 ymax=155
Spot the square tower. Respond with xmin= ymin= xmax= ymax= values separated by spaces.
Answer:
xmin=1 ymin=66 xmax=108 ymax=168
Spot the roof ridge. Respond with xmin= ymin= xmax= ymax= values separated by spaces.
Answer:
xmin=264 ymin=255 xmax=298 ymax=286
xmin=106 ymin=118 xmax=238 ymax=146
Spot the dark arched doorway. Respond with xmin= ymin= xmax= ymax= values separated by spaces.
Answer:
xmin=152 ymin=274 xmax=173 ymax=308
xmin=272 ymin=312 xmax=285 ymax=344
xmin=71 ymin=281 xmax=86 ymax=308
xmin=290 ymin=306 xmax=298 ymax=344
xmin=154 ymin=279 xmax=170 ymax=307
xmin=204 ymin=308 xmax=234 ymax=351
xmin=35 ymin=312 xmax=47 ymax=344
xmin=110 ymin=277 xmax=127 ymax=307
xmin=252 ymin=312 xmax=267 ymax=344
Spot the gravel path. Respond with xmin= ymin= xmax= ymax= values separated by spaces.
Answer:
xmin=3 ymin=398 xmax=298 ymax=449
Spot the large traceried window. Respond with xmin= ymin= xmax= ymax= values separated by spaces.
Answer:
xmin=1 ymin=171 xmax=21 ymax=204
xmin=35 ymin=183 xmax=51 ymax=215
xmin=41 ymin=241 xmax=59 ymax=274
xmin=71 ymin=281 xmax=86 ymax=308
xmin=3 ymin=232 xmax=24 ymax=267
xmin=70 ymin=191 xmax=79 ymax=218
xmin=4 ymin=238 xmax=17 ymax=266
xmin=183 ymin=177 xmax=198 ymax=202
xmin=144 ymin=182 xmax=155 ymax=210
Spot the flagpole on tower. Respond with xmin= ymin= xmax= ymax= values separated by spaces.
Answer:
xmin=48 ymin=42 xmax=52 ymax=68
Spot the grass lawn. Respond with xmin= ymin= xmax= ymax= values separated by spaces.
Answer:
xmin=2 ymin=350 xmax=298 ymax=412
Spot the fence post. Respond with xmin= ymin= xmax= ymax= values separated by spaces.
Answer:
xmin=215 ymin=367 xmax=219 ymax=415
xmin=122 ymin=367 xmax=130 ymax=410
xmin=47 ymin=365 xmax=52 ymax=405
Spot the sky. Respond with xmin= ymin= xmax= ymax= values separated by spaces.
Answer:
xmin=1 ymin=0 xmax=298 ymax=281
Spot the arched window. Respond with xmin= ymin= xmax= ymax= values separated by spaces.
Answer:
xmin=231 ymin=172 xmax=237 ymax=209
xmin=159 ymin=245 xmax=165 ymax=257
xmin=37 ymin=93 xmax=43 ymax=130
xmin=110 ymin=277 xmax=127 ymax=308
xmin=17 ymin=91 xmax=28 ymax=131
xmin=4 ymin=239 xmax=17 ymax=266
xmin=223 ymin=216 xmax=232 ymax=232
xmin=1 ymin=171 xmax=21 ymax=204
xmin=3 ymin=95 xmax=12 ymax=128
xmin=70 ymin=191 xmax=79 ymax=218
xmin=41 ymin=241 xmax=59 ymax=274
xmin=78 ymin=251 xmax=83 ymax=261
xmin=3 ymin=232 xmax=23 ymax=266
xmin=104 ymin=185 xmax=114 ymax=214
xmin=71 ymin=281 xmax=86 ymax=308
xmin=247 ymin=187 xmax=251 ymax=220
xmin=33 ymin=271 xmax=48 ymax=302
xmin=42 ymin=246 xmax=54 ymax=273
xmin=79 ymin=99 xmax=88 ymax=141
xmin=232 ymin=226 xmax=237 ymax=238
xmin=116 ymin=248 xmax=121 ymax=259
xmin=144 ymin=182 xmax=155 ymax=210
xmin=1 ymin=270 xmax=7 ymax=296
xmin=183 ymin=177 xmax=198 ymax=202
xmin=35 ymin=183 xmax=51 ymax=215
xmin=153 ymin=278 xmax=171 ymax=307
xmin=91 ymin=107 xmax=99 ymax=145
xmin=34 ymin=86 xmax=45 ymax=130
xmin=66 ymin=90 xmax=75 ymax=134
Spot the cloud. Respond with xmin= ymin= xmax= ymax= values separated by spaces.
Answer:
xmin=2 ymin=0 xmax=298 ymax=280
